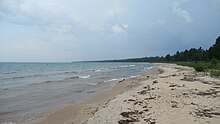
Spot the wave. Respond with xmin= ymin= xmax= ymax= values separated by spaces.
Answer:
xmin=104 ymin=78 xmax=119 ymax=82
xmin=64 ymin=76 xmax=79 ymax=80
xmin=2 ymin=71 xmax=79 ymax=81
xmin=43 ymin=81 xmax=54 ymax=84
xmin=119 ymin=65 xmax=129 ymax=68
xmin=1 ymin=121 xmax=16 ymax=124
xmin=1 ymin=72 xmax=17 ymax=74
xmin=119 ymin=65 xmax=135 ymax=68
xmin=130 ymin=75 xmax=138 ymax=78
xmin=0 ymin=88 xmax=9 ymax=92
xmin=86 ymin=90 xmax=96 ymax=93
xmin=94 ymin=69 xmax=101 ymax=72
xmin=38 ymin=75 xmax=91 ymax=85
xmin=129 ymin=65 xmax=135 ymax=67
xmin=87 ymin=83 xmax=98 ymax=86
xmin=28 ymin=80 xmax=62 ymax=86
xmin=72 ymin=90 xmax=84 ymax=93
xmin=2 ymin=74 xmax=44 ymax=80
xmin=58 ymin=71 xmax=78 ymax=74
xmin=65 ymin=75 xmax=91 ymax=80
xmin=79 ymin=75 xmax=91 ymax=79
xmin=147 ymin=67 xmax=154 ymax=70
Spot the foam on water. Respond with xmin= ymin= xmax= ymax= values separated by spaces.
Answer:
xmin=104 ymin=78 xmax=119 ymax=82
xmin=79 ymin=75 xmax=91 ymax=79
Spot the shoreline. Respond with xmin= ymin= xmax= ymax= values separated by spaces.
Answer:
xmin=19 ymin=65 xmax=160 ymax=124
xmin=22 ymin=63 xmax=220 ymax=124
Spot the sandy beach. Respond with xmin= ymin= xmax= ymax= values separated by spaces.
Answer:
xmin=32 ymin=63 xmax=220 ymax=124
xmin=1 ymin=1 xmax=219 ymax=123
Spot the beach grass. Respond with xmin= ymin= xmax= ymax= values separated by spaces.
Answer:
xmin=175 ymin=60 xmax=220 ymax=77
xmin=158 ymin=68 xmax=164 ymax=74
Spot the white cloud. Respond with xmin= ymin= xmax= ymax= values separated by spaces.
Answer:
xmin=106 ymin=2 xmax=127 ymax=18
xmin=111 ymin=24 xmax=128 ymax=33
xmin=50 ymin=25 xmax=73 ymax=34
xmin=0 ymin=0 xmax=130 ymax=34
xmin=122 ymin=24 xmax=128 ymax=29
xmin=172 ymin=2 xmax=193 ymax=23
xmin=0 ymin=0 xmax=81 ymax=28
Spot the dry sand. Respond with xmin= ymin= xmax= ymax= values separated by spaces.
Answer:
xmin=34 ymin=64 xmax=220 ymax=124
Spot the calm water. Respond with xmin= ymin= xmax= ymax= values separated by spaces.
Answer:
xmin=0 ymin=62 xmax=156 ymax=122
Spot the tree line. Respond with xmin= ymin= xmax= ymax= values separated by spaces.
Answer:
xmin=102 ymin=36 xmax=220 ymax=63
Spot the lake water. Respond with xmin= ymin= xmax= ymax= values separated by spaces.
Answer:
xmin=0 ymin=62 xmax=156 ymax=123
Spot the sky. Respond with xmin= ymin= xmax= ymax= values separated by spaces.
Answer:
xmin=0 ymin=0 xmax=220 ymax=62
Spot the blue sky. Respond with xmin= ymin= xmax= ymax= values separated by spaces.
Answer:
xmin=0 ymin=0 xmax=220 ymax=62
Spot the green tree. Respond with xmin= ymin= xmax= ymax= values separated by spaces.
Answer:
xmin=213 ymin=36 xmax=220 ymax=60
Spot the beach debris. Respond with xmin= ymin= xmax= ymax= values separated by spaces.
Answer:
xmin=142 ymin=105 xmax=148 ymax=108
xmin=144 ymin=118 xmax=156 ymax=124
xmin=182 ymin=92 xmax=190 ymax=97
xmin=138 ymin=90 xmax=148 ymax=95
xmin=171 ymin=101 xmax=178 ymax=108
xmin=143 ymin=85 xmax=151 ymax=90
xmin=200 ymin=80 xmax=212 ymax=85
xmin=134 ymin=101 xmax=143 ymax=105
xmin=128 ymin=99 xmax=135 ymax=102
xmin=152 ymin=80 xmax=158 ymax=84
xmin=172 ymin=74 xmax=177 ymax=76
xmin=120 ymin=111 xmax=143 ymax=118
xmin=160 ymin=76 xmax=168 ymax=78
xmin=119 ymin=79 xmax=125 ymax=83
xmin=212 ymin=86 xmax=220 ymax=89
xmin=143 ymin=109 xmax=149 ymax=112
xmin=157 ymin=95 xmax=161 ymax=98
xmin=169 ymin=83 xmax=184 ymax=88
xmin=191 ymin=102 xmax=197 ymax=106
xmin=121 ymin=112 xmax=135 ymax=118
xmin=119 ymin=110 xmax=144 ymax=124
xmin=145 ymin=97 xmax=156 ymax=100
xmin=151 ymin=87 xmax=155 ymax=90
xmin=202 ymin=80 xmax=220 ymax=86
xmin=158 ymin=68 xmax=164 ymax=74
xmin=181 ymin=76 xmax=196 ymax=82
xmin=143 ymin=86 xmax=148 ymax=89
xmin=118 ymin=118 xmax=138 ymax=124
xmin=194 ymin=108 xmax=220 ymax=118
xmin=195 ymin=89 xmax=219 ymax=97
xmin=171 ymin=104 xmax=178 ymax=108
xmin=169 ymin=84 xmax=177 ymax=87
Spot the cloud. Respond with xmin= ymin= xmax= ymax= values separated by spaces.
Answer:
xmin=172 ymin=2 xmax=193 ymax=23
xmin=111 ymin=24 xmax=128 ymax=33
xmin=122 ymin=24 xmax=128 ymax=28
xmin=49 ymin=25 xmax=73 ymax=34
xmin=0 ymin=0 xmax=219 ymax=62
xmin=105 ymin=2 xmax=126 ymax=18
xmin=0 ymin=0 xmax=80 ymax=26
